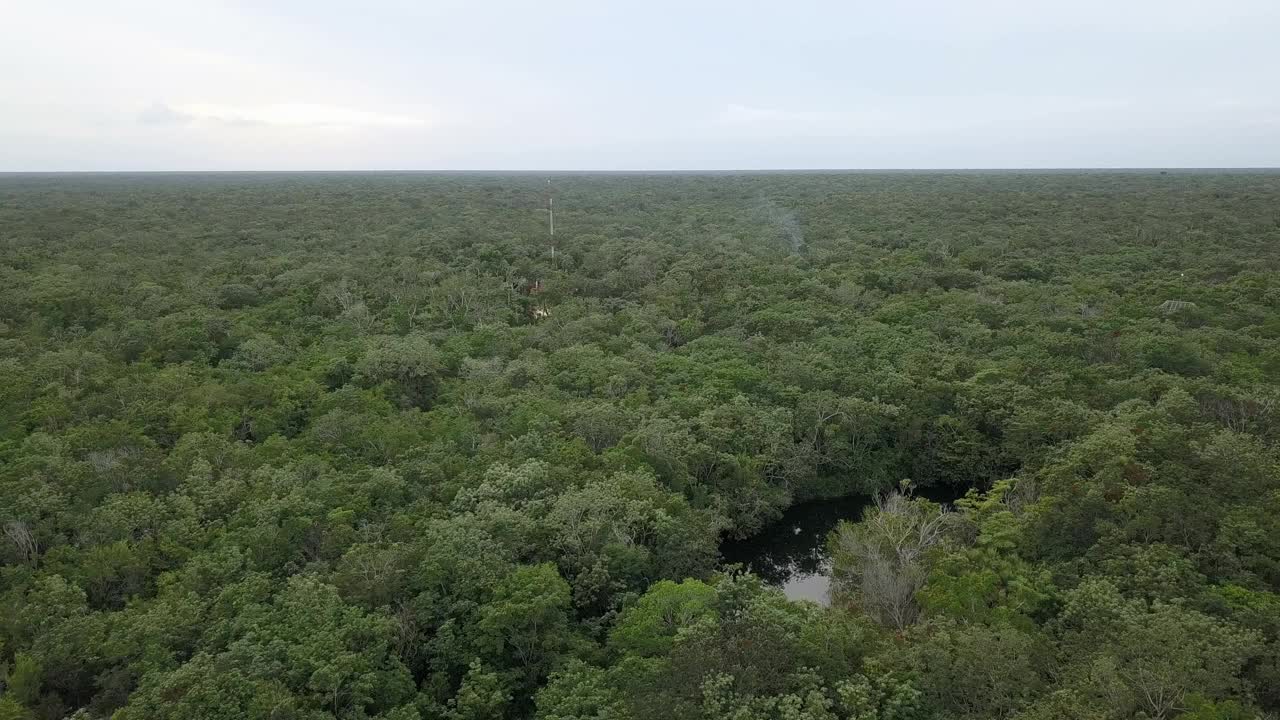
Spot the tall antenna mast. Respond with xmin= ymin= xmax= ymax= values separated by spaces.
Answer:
xmin=547 ymin=178 xmax=556 ymax=263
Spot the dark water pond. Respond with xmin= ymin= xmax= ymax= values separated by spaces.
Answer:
xmin=720 ymin=494 xmax=873 ymax=605
xmin=720 ymin=487 xmax=964 ymax=605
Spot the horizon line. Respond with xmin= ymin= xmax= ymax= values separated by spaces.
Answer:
xmin=3 ymin=166 xmax=1280 ymax=175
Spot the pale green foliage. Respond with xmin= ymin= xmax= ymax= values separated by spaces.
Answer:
xmin=919 ymin=479 xmax=1053 ymax=626
xmin=448 ymin=660 xmax=512 ymax=720
xmin=832 ymin=671 xmax=926 ymax=720
xmin=3 ymin=653 xmax=40 ymax=705
xmin=0 ymin=697 xmax=34 ymax=720
xmin=697 ymin=667 xmax=927 ymax=720
xmin=535 ymin=661 xmax=631 ymax=720
xmin=609 ymin=579 xmax=717 ymax=657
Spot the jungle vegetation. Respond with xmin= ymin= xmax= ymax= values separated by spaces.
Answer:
xmin=1 ymin=170 xmax=1278 ymax=719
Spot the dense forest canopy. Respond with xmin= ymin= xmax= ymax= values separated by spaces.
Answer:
xmin=1 ymin=171 xmax=1278 ymax=719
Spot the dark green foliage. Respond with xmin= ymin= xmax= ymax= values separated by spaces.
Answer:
xmin=1 ymin=171 xmax=1279 ymax=718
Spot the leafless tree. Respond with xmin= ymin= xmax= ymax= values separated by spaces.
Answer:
xmin=324 ymin=279 xmax=377 ymax=332
xmin=1199 ymin=392 xmax=1276 ymax=437
xmin=5 ymin=520 xmax=39 ymax=567
xmin=831 ymin=492 xmax=950 ymax=632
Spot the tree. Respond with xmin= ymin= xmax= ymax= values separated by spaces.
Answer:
xmin=116 ymin=576 xmax=416 ymax=719
xmin=830 ymin=493 xmax=950 ymax=631
xmin=3 ymin=653 xmax=42 ymax=706
xmin=0 ymin=698 xmax=34 ymax=720
xmin=475 ymin=564 xmax=574 ymax=687
xmin=354 ymin=334 xmax=444 ymax=409
xmin=919 ymin=479 xmax=1053 ymax=627
xmin=908 ymin=620 xmax=1047 ymax=718
xmin=1053 ymin=579 xmax=1262 ymax=719
xmin=535 ymin=661 xmax=630 ymax=720
xmin=609 ymin=579 xmax=717 ymax=657
xmin=449 ymin=660 xmax=513 ymax=720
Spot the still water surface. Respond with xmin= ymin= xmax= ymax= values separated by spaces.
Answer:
xmin=719 ymin=494 xmax=874 ymax=605
xmin=721 ymin=487 xmax=963 ymax=605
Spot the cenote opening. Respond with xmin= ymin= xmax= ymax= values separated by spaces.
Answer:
xmin=720 ymin=487 xmax=964 ymax=606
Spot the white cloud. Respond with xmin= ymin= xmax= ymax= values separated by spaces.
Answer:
xmin=159 ymin=102 xmax=427 ymax=128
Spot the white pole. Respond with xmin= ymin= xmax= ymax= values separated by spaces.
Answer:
xmin=547 ymin=179 xmax=555 ymax=238
xmin=547 ymin=179 xmax=556 ymax=264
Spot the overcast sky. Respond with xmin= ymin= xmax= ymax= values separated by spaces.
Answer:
xmin=3 ymin=0 xmax=1278 ymax=171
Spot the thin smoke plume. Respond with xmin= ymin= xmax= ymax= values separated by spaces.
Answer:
xmin=755 ymin=197 xmax=805 ymax=253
